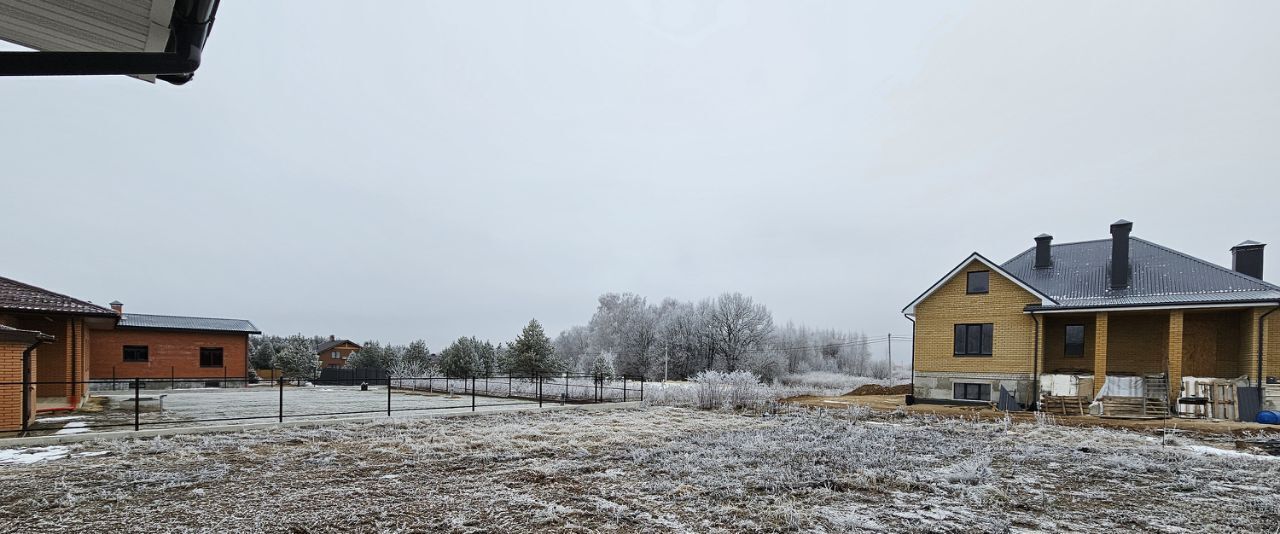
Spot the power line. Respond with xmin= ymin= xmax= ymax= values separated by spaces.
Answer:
xmin=740 ymin=335 xmax=912 ymax=354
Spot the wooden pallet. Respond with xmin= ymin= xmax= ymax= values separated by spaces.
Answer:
xmin=1099 ymin=395 xmax=1169 ymax=419
xmin=1040 ymin=395 xmax=1088 ymax=416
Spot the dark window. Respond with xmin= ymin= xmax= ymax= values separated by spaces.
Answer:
xmin=966 ymin=271 xmax=989 ymax=294
xmin=954 ymin=323 xmax=994 ymax=356
xmin=1064 ymin=324 xmax=1085 ymax=357
xmin=123 ymin=345 xmax=148 ymax=362
xmin=953 ymin=383 xmax=992 ymax=401
xmin=200 ymin=347 xmax=224 ymax=368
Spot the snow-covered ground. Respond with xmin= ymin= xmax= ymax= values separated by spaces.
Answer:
xmin=30 ymin=386 xmax=537 ymax=434
xmin=3 ymin=406 xmax=1278 ymax=532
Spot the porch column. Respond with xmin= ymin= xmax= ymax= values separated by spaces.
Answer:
xmin=1168 ymin=311 xmax=1184 ymax=401
xmin=1093 ymin=312 xmax=1108 ymax=397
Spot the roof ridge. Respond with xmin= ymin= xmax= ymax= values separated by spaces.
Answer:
xmin=123 ymin=311 xmax=254 ymax=322
xmin=0 ymin=275 xmax=115 ymax=314
xmin=1049 ymin=237 xmax=1112 ymax=247
xmin=1131 ymin=237 xmax=1280 ymax=291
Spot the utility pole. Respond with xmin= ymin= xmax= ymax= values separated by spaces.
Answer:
xmin=887 ymin=334 xmax=892 ymax=385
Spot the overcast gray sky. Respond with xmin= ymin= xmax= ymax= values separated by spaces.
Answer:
xmin=2 ymin=1 xmax=1278 ymax=362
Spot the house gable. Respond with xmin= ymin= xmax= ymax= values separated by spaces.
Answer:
xmin=903 ymin=253 xmax=1054 ymax=316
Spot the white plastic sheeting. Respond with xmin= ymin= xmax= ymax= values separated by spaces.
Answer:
xmin=1039 ymin=373 xmax=1094 ymax=397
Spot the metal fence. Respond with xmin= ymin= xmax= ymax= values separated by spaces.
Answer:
xmin=0 ymin=373 xmax=644 ymax=436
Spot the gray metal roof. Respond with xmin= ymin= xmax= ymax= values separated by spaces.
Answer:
xmin=0 ymin=276 xmax=118 ymax=317
xmin=1003 ymin=237 xmax=1280 ymax=311
xmin=117 ymin=313 xmax=260 ymax=334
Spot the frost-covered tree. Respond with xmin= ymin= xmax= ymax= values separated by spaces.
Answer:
xmin=707 ymin=293 xmax=774 ymax=372
xmin=248 ymin=335 xmax=277 ymax=370
xmin=273 ymin=334 xmax=320 ymax=379
xmin=590 ymin=351 xmax=617 ymax=379
xmin=553 ymin=326 xmax=591 ymax=373
xmin=402 ymin=340 xmax=431 ymax=371
xmin=439 ymin=337 xmax=479 ymax=377
xmin=586 ymin=293 xmax=665 ymax=379
xmin=346 ymin=340 xmax=408 ymax=370
xmin=509 ymin=319 xmax=558 ymax=376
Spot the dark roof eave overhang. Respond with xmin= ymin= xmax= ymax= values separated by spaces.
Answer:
xmin=1024 ymin=300 xmax=1280 ymax=314
xmin=114 ymin=325 xmax=261 ymax=335
xmin=0 ymin=0 xmax=219 ymax=85
xmin=0 ymin=328 xmax=55 ymax=343
xmin=0 ymin=306 xmax=121 ymax=318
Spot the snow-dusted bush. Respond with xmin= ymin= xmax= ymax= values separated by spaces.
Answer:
xmin=693 ymin=370 xmax=765 ymax=410
xmin=775 ymin=371 xmax=881 ymax=391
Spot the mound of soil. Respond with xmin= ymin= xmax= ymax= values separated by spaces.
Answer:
xmin=845 ymin=384 xmax=912 ymax=396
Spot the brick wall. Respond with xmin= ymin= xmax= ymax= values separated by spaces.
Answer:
xmin=1104 ymin=313 xmax=1169 ymax=375
xmin=0 ymin=340 xmax=33 ymax=431
xmin=913 ymin=260 xmax=1041 ymax=391
xmin=1042 ymin=314 xmax=1095 ymax=373
xmin=90 ymin=329 xmax=248 ymax=381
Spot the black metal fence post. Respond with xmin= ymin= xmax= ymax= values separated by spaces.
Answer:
xmin=387 ymin=375 xmax=392 ymax=416
xmin=623 ymin=376 xmax=628 ymax=402
xmin=171 ymin=366 xmax=175 ymax=389
xmin=508 ymin=376 xmax=512 ymax=397
xmin=537 ymin=374 xmax=543 ymax=408
xmin=471 ymin=377 xmax=476 ymax=412
xmin=133 ymin=379 xmax=140 ymax=431
xmin=640 ymin=376 xmax=644 ymax=402
xmin=278 ymin=376 xmax=284 ymax=423
xmin=563 ymin=376 xmax=568 ymax=406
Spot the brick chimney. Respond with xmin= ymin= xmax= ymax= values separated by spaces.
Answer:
xmin=109 ymin=301 xmax=123 ymax=315
xmin=330 ymin=334 xmax=336 ymax=341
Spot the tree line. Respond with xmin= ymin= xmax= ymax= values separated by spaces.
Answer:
xmin=554 ymin=292 xmax=886 ymax=382
xmin=249 ymin=319 xmax=558 ymax=379
xmin=250 ymin=291 xmax=889 ymax=382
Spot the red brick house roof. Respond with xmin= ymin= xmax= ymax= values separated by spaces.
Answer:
xmin=0 ymin=276 xmax=117 ymax=317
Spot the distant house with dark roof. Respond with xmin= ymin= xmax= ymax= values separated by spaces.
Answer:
xmin=316 ymin=336 xmax=360 ymax=369
xmin=903 ymin=220 xmax=1280 ymax=418
xmin=90 ymin=302 xmax=260 ymax=384
xmin=0 ymin=275 xmax=119 ymax=428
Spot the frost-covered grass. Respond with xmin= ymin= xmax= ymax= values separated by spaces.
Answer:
xmin=3 ymin=406 xmax=1278 ymax=532
xmin=645 ymin=371 xmax=882 ymax=409
xmin=776 ymin=371 xmax=884 ymax=391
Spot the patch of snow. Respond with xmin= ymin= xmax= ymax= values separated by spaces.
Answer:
xmin=55 ymin=421 xmax=90 ymax=435
xmin=0 ymin=446 xmax=69 ymax=465
xmin=1181 ymin=445 xmax=1280 ymax=461
xmin=37 ymin=415 xmax=85 ymax=423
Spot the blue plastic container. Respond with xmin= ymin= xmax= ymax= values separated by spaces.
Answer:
xmin=1256 ymin=411 xmax=1280 ymax=425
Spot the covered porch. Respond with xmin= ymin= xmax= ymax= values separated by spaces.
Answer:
xmin=1036 ymin=306 xmax=1265 ymax=419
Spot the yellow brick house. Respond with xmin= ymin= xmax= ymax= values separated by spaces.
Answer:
xmin=903 ymin=220 xmax=1280 ymax=420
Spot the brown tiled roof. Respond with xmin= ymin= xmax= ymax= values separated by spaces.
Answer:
xmin=316 ymin=339 xmax=360 ymax=353
xmin=0 ymin=275 xmax=117 ymax=317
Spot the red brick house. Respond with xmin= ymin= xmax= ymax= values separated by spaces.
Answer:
xmin=0 ymin=325 xmax=54 ymax=431
xmin=316 ymin=336 xmax=360 ymax=369
xmin=90 ymin=302 xmax=260 ymax=383
xmin=0 ymin=276 xmax=119 ymax=423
